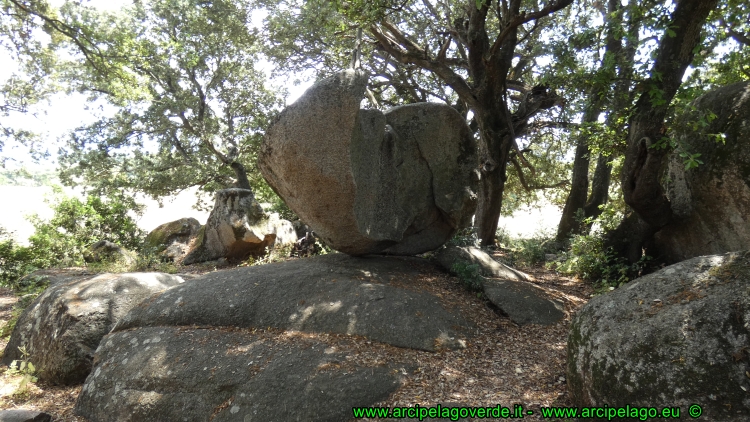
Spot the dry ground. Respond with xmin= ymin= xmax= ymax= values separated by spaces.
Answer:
xmin=0 ymin=256 xmax=593 ymax=421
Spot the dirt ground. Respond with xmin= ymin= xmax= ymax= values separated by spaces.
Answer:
xmin=0 ymin=256 xmax=593 ymax=421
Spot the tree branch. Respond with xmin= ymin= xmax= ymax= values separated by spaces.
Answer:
xmin=370 ymin=24 xmax=479 ymax=109
xmin=489 ymin=0 xmax=574 ymax=58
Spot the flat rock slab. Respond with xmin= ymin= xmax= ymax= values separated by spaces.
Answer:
xmin=16 ymin=268 xmax=97 ymax=288
xmin=435 ymin=246 xmax=532 ymax=281
xmin=75 ymin=327 xmax=401 ymax=422
xmin=0 ymin=410 xmax=52 ymax=422
xmin=116 ymin=254 xmax=473 ymax=351
xmin=2 ymin=272 xmax=184 ymax=385
xmin=483 ymin=280 xmax=564 ymax=325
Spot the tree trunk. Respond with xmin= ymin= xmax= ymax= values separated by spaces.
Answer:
xmin=230 ymin=161 xmax=253 ymax=193
xmin=556 ymin=135 xmax=591 ymax=241
xmin=583 ymin=152 xmax=613 ymax=220
xmin=556 ymin=0 xmax=625 ymax=242
xmin=603 ymin=211 xmax=657 ymax=265
xmin=476 ymin=164 xmax=506 ymax=246
xmin=475 ymin=109 xmax=514 ymax=246
xmin=615 ymin=0 xmax=719 ymax=262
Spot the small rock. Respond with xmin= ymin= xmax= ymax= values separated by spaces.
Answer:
xmin=0 ymin=410 xmax=52 ymax=422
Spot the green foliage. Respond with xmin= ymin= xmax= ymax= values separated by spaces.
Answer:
xmin=447 ymin=228 xmax=480 ymax=248
xmin=0 ymin=228 xmax=38 ymax=289
xmin=553 ymin=191 xmax=648 ymax=289
xmin=25 ymin=188 xmax=145 ymax=268
xmin=244 ymin=243 xmax=295 ymax=266
xmin=450 ymin=261 xmax=484 ymax=292
xmin=497 ymin=230 xmax=556 ymax=268
xmin=0 ymin=0 xmax=61 ymax=164
xmin=53 ymin=0 xmax=282 ymax=206
xmin=554 ymin=233 xmax=648 ymax=290
xmin=649 ymin=104 xmax=724 ymax=170
xmin=6 ymin=346 xmax=39 ymax=394
xmin=0 ymin=188 xmax=145 ymax=290
xmin=0 ymin=167 xmax=56 ymax=186
xmin=129 ymin=252 xmax=179 ymax=274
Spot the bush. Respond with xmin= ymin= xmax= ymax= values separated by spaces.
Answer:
xmin=554 ymin=233 xmax=649 ymax=289
xmin=496 ymin=229 xmax=556 ymax=268
xmin=447 ymin=227 xmax=480 ymax=248
xmin=0 ymin=188 xmax=147 ymax=290
xmin=450 ymin=261 xmax=484 ymax=292
xmin=26 ymin=188 xmax=146 ymax=268
xmin=0 ymin=228 xmax=37 ymax=288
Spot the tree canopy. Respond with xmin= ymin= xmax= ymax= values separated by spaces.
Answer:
xmin=0 ymin=0 xmax=747 ymax=258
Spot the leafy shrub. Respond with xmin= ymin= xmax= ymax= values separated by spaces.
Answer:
xmin=554 ymin=233 xmax=649 ymax=289
xmin=0 ymin=188 xmax=146 ymax=290
xmin=7 ymin=346 xmax=39 ymax=394
xmin=244 ymin=243 xmax=296 ymax=266
xmin=495 ymin=226 xmax=513 ymax=249
xmin=447 ymin=227 xmax=480 ymax=248
xmin=0 ymin=228 xmax=37 ymax=288
xmin=26 ymin=188 xmax=146 ymax=268
xmin=497 ymin=230 xmax=556 ymax=268
xmin=451 ymin=261 xmax=484 ymax=292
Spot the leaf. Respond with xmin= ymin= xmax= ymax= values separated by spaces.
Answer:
xmin=666 ymin=28 xmax=676 ymax=38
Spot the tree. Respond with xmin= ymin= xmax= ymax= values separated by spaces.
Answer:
xmin=606 ymin=0 xmax=721 ymax=263
xmin=0 ymin=0 xmax=61 ymax=166
xmin=263 ymin=0 xmax=573 ymax=246
xmin=554 ymin=0 xmax=642 ymax=241
xmin=47 ymin=0 xmax=282 ymax=205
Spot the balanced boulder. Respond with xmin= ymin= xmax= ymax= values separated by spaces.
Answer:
xmin=2 ymin=272 xmax=184 ymax=385
xmin=182 ymin=189 xmax=296 ymax=264
xmin=568 ymin=251 xmax=750 ymax=420
xmin=259 ymin=69 xmax=478 ymax=256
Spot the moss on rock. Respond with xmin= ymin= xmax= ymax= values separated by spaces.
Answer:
xmin=567 ymin=251 xmax=750 ymax=421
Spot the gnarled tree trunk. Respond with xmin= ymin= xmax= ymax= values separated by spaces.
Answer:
xmin=611 ymin=0 xmax=719 ymax=262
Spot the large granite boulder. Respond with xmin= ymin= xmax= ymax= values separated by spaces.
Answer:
xmin=568 ymin=251 xmax=750 ymax=420
xmin=0 ymin=410 xmax=51 ymax=422
xmin=75 ymin=254 xmax=476 ymax=421
xmin=259 ymin=69 xmax=478 ymax=256
xmin=182 ymin=189 xmax=296 ymax=265
xmin=1 ymin=272 xmax=184 ymax=385
xmin=144 ymin=217 xmax=201 ymax=262
xmin=655 ymin=81 xmax=750 ymax=263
